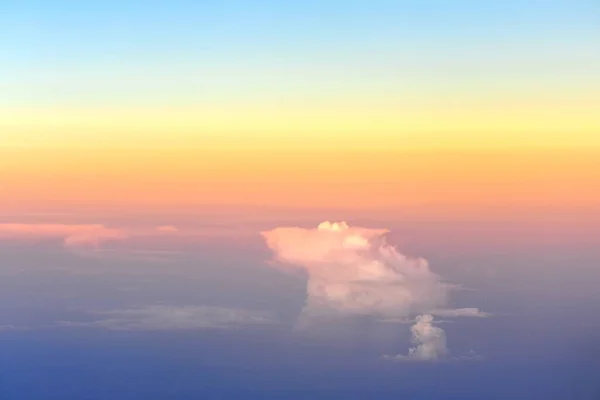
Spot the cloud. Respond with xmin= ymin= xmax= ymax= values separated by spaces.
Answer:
xmin=0 ymin=223 xmax=129 ymax=249
xmin=154 ymin=225 xmax=179 ymax=233
xmin=262 ymin=220 xmax=454 ymax=321
xmin=453 ymin=349 xmax=484 ymax=361
xmin=380 ymin=308 xmax=489 ymax=323
xmin=0 ymin=324 xmax=26 ymax=332
xmin=382 ymin=314 xmax=448 ymax=361
xmin=382 ymin=318 xmax=484 ymax=363
xmin=262 ymin=221 xmax=487 ymax=358
xmin=431 ymin=308 xmax=490 ymax=318
xmin=59 ymin=305 xmax=275 ymax=331
xmin=0 ymin=222 xmax=256 ymax=256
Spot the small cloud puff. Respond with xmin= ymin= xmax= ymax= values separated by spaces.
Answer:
xmin=382 ymin=314 xmax=448 ymax=362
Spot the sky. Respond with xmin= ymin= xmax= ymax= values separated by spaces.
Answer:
xmin=2 ymin=0 xmax=600 ymax=149
xmin=1 ymin=1 xmax=600 ymax=399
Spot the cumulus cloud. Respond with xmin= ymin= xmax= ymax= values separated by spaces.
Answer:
xmin=262 ymin=221 xmax=487 ymax=359
xmin=382 ymin=314 xmax=447 ymax=361
xmin=262 ymin=220 xmax=455 ymax=321
xmin=59 ymin=305 xmax=275 ymax=331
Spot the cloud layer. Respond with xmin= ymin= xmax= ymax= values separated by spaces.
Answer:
xmin=60 ymin=305 xmax=275 ymax=331
xmin=0 ymin=223 xmax=129 ymax=249
xmin=0 ymin=223 xmax=254 ymax=257
xmin=431 ymin=308 xmax=490 ymax=318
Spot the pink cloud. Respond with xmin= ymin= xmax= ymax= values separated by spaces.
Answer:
xmin=154 ymin=225 xmax=180 ymax=233
xmin=262 ymin=220 xmax=488 ymax=359
xmin=261 ymin=221 xmax=451 ymax=322
xmin=0 ymin=222 xmax=256 ymax=255
xmin=0 ymin=223 xmax=129 ymax=249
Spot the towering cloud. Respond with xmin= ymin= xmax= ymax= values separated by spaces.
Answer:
xmin=262 ymin=221 xmax=485 ymax=361
xmin=262 ymin=221 xmax=450 ymax=320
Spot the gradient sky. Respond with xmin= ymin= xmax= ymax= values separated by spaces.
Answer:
xmin=2 ymin=0 xmax=600 ymax=217
xmin=2 ymin=0 xmax=600 ymax=149
xmin=2 ymin=2 xmax=600 ymax=399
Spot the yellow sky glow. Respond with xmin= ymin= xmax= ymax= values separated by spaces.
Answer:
xmin=1 ymin=96 xmax=599 ymax=150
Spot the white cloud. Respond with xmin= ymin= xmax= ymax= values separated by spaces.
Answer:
xmin=431 ymin=308 xmax=490 ymax=318
xmin=261 ymin=221 xmax=464 ymax=322
xmin=382 ymin=314 xmax=448 ymax=362
xmin=59 ymin=305 xmax=275 ymax=331
xmin=262 ymin=221 xmax=487 ymax=358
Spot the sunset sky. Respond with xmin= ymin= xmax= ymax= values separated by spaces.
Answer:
xmin=2 ymin=1 xmax=599 ymax=220
xmin=2 ymin=1 xmax=600 ymax=215
xmin=1 ymin=1 xmax=600 ymax=399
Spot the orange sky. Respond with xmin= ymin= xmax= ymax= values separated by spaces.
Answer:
xmin=2 ymin=147 xmax=599 ymax=220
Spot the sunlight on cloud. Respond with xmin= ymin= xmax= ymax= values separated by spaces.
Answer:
xmin=262 ymin=221 xmax=487 ymax=361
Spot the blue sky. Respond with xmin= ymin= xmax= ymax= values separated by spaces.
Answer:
xmin=2 ymin=0 xmax=599 ymax=106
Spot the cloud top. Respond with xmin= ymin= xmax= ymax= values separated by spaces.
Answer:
xmin=262 ymin=221 xmax=449 ymax=321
